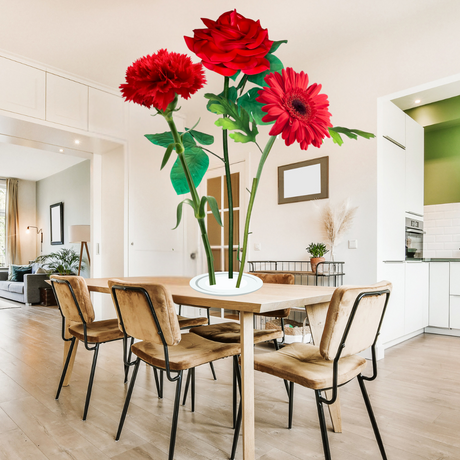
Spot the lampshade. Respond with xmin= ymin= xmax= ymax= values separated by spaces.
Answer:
xmin=69 ymin=225 xmax=90 ymax=243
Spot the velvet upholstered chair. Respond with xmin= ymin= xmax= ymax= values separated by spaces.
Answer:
xmin=186 ymin=272 xmax=295 ymax=423
xmin=108 ymin=279 xmax=241 ymax=460
xmin=51 ymin=275 xmax=128 ymax=421
xmin=231 ymin=281 xmax=392 ymax=460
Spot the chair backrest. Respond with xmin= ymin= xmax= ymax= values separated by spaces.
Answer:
xmin=51 ymin=275 xmax=95 ymax=324
xmin=108 ymin=279 xmax=181 ymax=347
xmin=252 ymin=273 xmax=295 ymax=318
xmin=320 ymin=281 xmax=392 ymax=361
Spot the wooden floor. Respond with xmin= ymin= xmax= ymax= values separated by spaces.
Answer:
xmin=0 ymin=302 xmax=459 ymax=459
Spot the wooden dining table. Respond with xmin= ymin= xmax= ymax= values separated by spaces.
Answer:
xmin=62 ymin=276 xmax=337 ymax=460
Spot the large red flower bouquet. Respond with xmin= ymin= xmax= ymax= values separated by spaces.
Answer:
xmin=121 ymin=9 xmax=373 ymax=289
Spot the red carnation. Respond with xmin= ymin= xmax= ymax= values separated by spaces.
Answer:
xmin=257 ymin=68 xmax=332 ymax=150
xmin=120 ymin=49 xmax=206 ymax=112
xmin=185 ymin=10 xmax=273 ymax=77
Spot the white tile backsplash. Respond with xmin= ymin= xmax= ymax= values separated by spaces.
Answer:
xmin=424 ymin=203 xmax=460 ymax=258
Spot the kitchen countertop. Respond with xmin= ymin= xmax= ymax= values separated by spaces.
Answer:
xmin=406 ymin=258 xmax=460 ymax=262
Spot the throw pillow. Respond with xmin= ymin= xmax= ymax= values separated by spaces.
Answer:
xmin=9 ymin=264 xmax=33 ymax=282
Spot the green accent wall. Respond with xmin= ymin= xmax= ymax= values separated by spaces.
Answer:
xmin=406 ymin=96 xmax=460 ymax=205
xmin=424 ymin=125 xmax=460 ymax=205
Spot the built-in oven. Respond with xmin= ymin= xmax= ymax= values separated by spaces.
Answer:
xmin=405 ymin=217 xmax=424 ymax=259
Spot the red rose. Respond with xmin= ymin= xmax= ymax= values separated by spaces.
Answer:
xmin=185 ymin=10 xmax=273 ymax=77
xmin=120 ymin=49 xmax=206 ymax=111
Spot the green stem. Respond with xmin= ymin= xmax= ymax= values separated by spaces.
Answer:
xmin=237 ymin=136 xmax=277 ymax=287
xmin=222 ymin=76 xmax=234 ymax=277
xmin=164 ymin=112 xmax=216 ymax=285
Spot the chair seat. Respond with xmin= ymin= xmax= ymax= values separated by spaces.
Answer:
xmin=189 ymin=321 xmax=283 ymax=344
xmin=254 ymin=342 xmax=367 ymax=390
xmin=69 ymin=318 xmax=125 ymax=343
xmin=131 ymin=333 xmax=240 ymax=371
xmin=177 ymin=315 xmax=208 ymax=328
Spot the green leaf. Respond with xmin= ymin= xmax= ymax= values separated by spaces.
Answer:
xmin=145 ymin=132 xmax=174 ymax=148
xmin=238 ymin=87 xmax=274 ymax=126
xmin=170 ymin=148 xmax=210 ymax=195
xmin=173 ymin=199 xmax=195 ymax=229
xmin=161 ymin=143 xmax=175 ymax=170
xmin=247 ymin=54 xmax=284 ymax=87
xmin=205 ymin=87 xmax=238 ymax=113
xmin=329 ymin=126 xmax=376 ymax=143
xmin=230 ymin=70 xmax=241 ymax=81
xmin=206 ymin=93 xmax=259 ymax=143
xmin=187 ymin=129 xmax=214 ymax=146
xmin=199 ymin=196 xmax=222 ymax=225
xmin=269 ymin=39 xmax=288 ymax=54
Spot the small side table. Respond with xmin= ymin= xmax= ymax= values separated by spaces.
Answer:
xmin=39 ymin=287 xmax=57 ymax=306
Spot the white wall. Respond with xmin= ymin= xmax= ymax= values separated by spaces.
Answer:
xmin=36 ymin=160 xmax=91 ymax=272
xmin=17 ymin=179 xmax=36 ymax=264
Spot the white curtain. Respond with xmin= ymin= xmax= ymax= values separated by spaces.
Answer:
xmin=6 ymin=178 xmax=20 ymax=265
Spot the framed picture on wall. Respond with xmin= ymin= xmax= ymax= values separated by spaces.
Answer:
xmin=278 ymin=156 xmax=329 ymax=204
xmin=50 ymin=202 xmax=64 ymax=245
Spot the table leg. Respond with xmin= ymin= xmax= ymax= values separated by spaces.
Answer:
xmin=62 ymin=321 xmax=79 ymax=387
xmin=240 ymin=311 xmax=255 ymax=460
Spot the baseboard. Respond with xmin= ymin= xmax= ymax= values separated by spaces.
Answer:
xmin=425 ymin=326 xmax=460 ymax=337
xmin=382 ymin=329 xmax=425 ymax=351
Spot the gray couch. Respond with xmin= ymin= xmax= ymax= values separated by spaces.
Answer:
xmin=0 ymin=270 xmax=50 ymax=305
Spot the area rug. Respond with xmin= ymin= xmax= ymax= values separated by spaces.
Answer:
xmin=0 ymin=298 xmax=23 ymax=310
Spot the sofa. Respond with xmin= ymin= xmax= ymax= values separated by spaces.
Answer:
xmin=0 ymin=269 xmax=50 ymax=305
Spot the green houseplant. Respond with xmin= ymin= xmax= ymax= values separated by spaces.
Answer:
xmin=34 ymin=248 xmax=84 ymax=275
xmin=306 ymin=243 xmax=329 ymax=274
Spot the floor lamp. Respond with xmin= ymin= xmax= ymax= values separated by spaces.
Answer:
xmin=26 ymin=226 xmax=43 ymax=254
xmin=69 ymin=225 xmax=90 ymax=276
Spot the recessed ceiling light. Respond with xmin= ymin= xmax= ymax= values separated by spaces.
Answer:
xmin=74 ymin=139 xmax=80 ymax=144
xmin=59 ymin=148 xmax=64 ymax=153
xmin=415 ymin=99 xmax=421 ymax=104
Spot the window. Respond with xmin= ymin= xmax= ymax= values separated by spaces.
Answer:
xmin=0 ymin=180 xmax=5 ymax=267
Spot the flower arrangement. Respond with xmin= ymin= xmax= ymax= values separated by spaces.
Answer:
xmin=120 ymin=9 xmax=374 ymax=291
xmin=322 ymin=200 xmax=358 ymax=261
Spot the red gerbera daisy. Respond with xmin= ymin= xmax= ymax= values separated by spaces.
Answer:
xmin=256 ymin=68 xmax=332 ymax=150
xmin=120 ymin=49 xmax=206 ymax=112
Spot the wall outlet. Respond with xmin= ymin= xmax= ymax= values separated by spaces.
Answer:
xmin=348 ymin=240 xmax=358 ymax=249
xmin=254 ymin=243 xmax=261 ymax=251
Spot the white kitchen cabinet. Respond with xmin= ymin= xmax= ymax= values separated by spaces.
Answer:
xmin=405 ymin=115 xmax=424 ymax=217
xmin=378 ymin=137 xmax=406 ymax=261
xmin=449 ymin=262 xmax=460 ymax=295
xmin=0 ymin=57 xmax=45 ymax=119
xmin=429 ymin=262 xmax=450 ymax=327
xmin=450 ymin=296 xmax=460 ymax=329
xmin=46 ymin=73 xmax=88 ymax=130
xmin=404 ymin=262 xmax=429 ymax=334
xmin=381 ymin=262 xmax=405 ymax=344
xmin=381 ymin=100 xmax=406 ymax=148
xmin=89 ymin=88 xmax=127 ymax=138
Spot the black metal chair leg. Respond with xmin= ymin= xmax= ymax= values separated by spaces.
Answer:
xmin=209 ymin=361 xmax=217 ymax=380
xmin=82 ymin=343 xmax=100 ymax=421
xmin=116 ymin=358 xmax=140 ymax=441
xmin=358 ymin=375 xmax=388 ymax=460
xmin=55 ymin=337 xmax=76 ymax=400
xmin=182 ymin=369 xmax=192 ymax=406
xmin=232 ymin=356 xmax=237 ymax=428
xmin=230 ymin=399 xmax=242 ymax=460
xmin=288 ymin=381 xmax=294 ymax=429
xmin=315 ymin=390 xmax=332 ymax=460
xmin=191 ymin=368 xmax=196 ymax=412
xmin=168 ymin=371 xmax=183 ymax=460
xmin=123 ymin=336 xmax=134 ymax=384
xmin=153 ymin=368 xmax=164 ymax=399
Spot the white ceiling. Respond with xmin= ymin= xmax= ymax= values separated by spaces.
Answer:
xmin=0 ymin=142 xmax=87 ymax=181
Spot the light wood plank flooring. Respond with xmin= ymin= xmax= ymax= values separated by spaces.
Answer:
xmin=0 ymin=301 xmax=459 ymax=459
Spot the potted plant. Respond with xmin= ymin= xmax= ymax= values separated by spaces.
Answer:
xmin=34 ymin=248 xmax=85 ymax=275
xmin=306 ymin=243 xmax=329 ymax=274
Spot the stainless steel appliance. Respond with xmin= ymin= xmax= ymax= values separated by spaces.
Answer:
xmin=405 ymin=217 xmax=424 ymax=259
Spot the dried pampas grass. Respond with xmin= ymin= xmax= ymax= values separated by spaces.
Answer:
xmin=322 ymin=200 xmax=358 ymax=258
